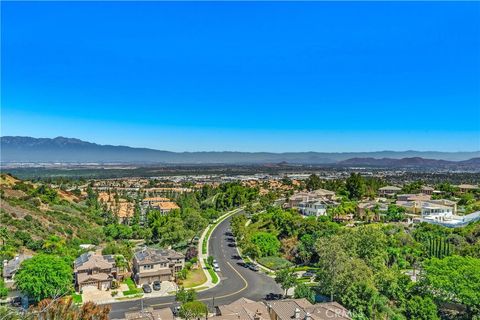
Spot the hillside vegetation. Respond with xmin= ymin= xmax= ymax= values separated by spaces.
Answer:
xmin=0 ymin=174 xmax=104 ymax=260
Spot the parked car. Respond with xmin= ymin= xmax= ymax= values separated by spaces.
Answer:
xmin=302 ymin=270 xmax=316 ymax=278
xmin=265 ymin=293 xmax=283 ymax=300
xmin=172 ymin=305 xmax=181 ymax=316
xmin=213 ymin=262 xmax=219 ymax=268
xmin=10 ymin=297 xmax=22 ymax=307
xmin=152 ymin=281 xmax=161 ymax=291
xmin=248 ymin=264 xmax=260 ymax=272
xmin=214 ymin=266 xmax=221 ymax=272
xmin=142 ymin=284 xmax=152 ymax=293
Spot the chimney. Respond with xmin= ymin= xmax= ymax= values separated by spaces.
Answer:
xmin=304 ymin=312 xmax=312 ymax=320
xmin=294 ymin=308 xmax=301 ymax=319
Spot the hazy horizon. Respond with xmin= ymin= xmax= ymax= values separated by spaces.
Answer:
xmin=2 ymin=135 xmax=480 ymax=154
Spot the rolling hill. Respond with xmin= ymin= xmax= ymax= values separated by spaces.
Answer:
xmin=2 ymin=136 xmax=479 ymax=165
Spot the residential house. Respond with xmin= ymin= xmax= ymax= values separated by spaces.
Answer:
xmin=287 ymin=192 xmax=314 ymax=209
xmin=396 ymin=194 xmax=431 ymax=202
xmin=124 ymin=307 xmax=174 ymax=320
xmin=210 ymin=297 xmax=270 ymax=320
xmin=356 ymin=201 xmax=388 ymax=220
xmin=457 ymin=184 xmax=478 ymax=193
xmin=142 ymin=197 xmax=180 ymax=215
xmin=396 ymin=200 xmax=455 ymax=220
xmin=297 ymin=200 xmax=328 ymax=217
xmin=74 ymin=252 xmax=125 ymax=291
xmin=421 ymin=186 xmax=435 ymax=195
xmin=2 ymin=254 xmax=32 ymax=288
xmin=133 ymin=248 xmax=185 ymax=285
xmin=266 ymin=298 xmax=351 ymax=320
xmin=141 ymin=197 xmax=170 ymax=207
xmin=420 ymin=203 xmax=454 ymax=220
xmin=287 ymin=189 xmax=337 ymax=212
xmin=310 ymin=188 xmax=336 ymax=200
xmin=378 ymin=186 xmax=402 ymax=196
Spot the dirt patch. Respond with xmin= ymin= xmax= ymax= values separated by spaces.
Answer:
xmin=0 ymin=199 xmax=31 ymax=219
xmin=58 ymin=189 xmax=81 ymax=202
xmin=2 ymin=189 xmax=27 ymax=199
xmin=0 ymin=174 xmax=19 ymax=186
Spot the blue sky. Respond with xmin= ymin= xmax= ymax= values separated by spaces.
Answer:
xmin=2 ymin=1 xmax=479 ymax=152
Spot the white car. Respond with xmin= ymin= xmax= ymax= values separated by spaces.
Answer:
xmin=214 ymin=266 xmax=221 ymax=272
xmin=213 ymin=262 xmax=219 ymax=268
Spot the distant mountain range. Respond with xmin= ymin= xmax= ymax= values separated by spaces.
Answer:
xmin=337 ymin=157 xmax=480 ymax=168
xmin=1 ymin=136 xmax=480 ymax=168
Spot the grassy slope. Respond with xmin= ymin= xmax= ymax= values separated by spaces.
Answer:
xmin=0 ymin=174 xmax=104 ymax=246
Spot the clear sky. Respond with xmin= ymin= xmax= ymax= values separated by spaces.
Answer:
xmin=2 ymin=1 xmax=479 ymax=152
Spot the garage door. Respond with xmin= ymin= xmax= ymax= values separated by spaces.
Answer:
xmin=81 ymin=285 xmax=98 ymax=293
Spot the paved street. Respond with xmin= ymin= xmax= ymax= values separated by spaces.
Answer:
xmin=109 ymin=212 xmax=281 ymax=319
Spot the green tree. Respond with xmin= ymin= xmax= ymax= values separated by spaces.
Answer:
xmin=346 ymin=173 xmax=365 ymax=200
xmin=0 ymin=227 xmax=8 ymax=246
xmin=15 ymin=254 xmax=72 ymax=302
xmin=294 ymin=283 xmax=315 ymax=303
xmin=251 ymin=232 xmax=281 ymax=257
xmin=421 ymin=256 xmax=480 ymax=315
xmin=42 ymin=235 xmax=66 ymax=254
xmin=305 ymin=174 xmax=321 ymax=191
xmin=175 ymin=287 xmax=196 ymax=304
xmin=275 ymin=269 xmax=298 ymax=296
xmin=405 ymin=296 xmax=439 ymax=320
xmin=0 ymin=278 xmax=8 ymax=299
xmin=315 ymin=236 xmax=348 ymax=301
xmin=179 ymin=301 xmax=207 ymax=320
xmin=207 ymin=256 xmax=214 ymax=266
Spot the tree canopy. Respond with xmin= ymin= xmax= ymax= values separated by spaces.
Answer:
xmin=15 ymin=254 xmax=72 ymax=302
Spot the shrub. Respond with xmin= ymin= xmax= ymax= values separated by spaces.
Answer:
xmin=258 ymin=256 xmax=293 ymax=270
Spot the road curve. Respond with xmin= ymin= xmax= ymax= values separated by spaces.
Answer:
xmin=109 ymin=212 xmax=281 ymax=319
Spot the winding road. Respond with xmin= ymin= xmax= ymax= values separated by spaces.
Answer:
xmin=109 ymin=211 xmax=282 ymax=319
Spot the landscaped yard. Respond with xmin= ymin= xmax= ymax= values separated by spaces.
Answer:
xmin=257 ymin=256 xmax=293 ymax=270
xmin=181 ymin=267 xmax=207 ymax=288
xmin=71 ymin=293 xmax=82 ymax=304
xmin=122 ymin=278 xmax=143 ymax=296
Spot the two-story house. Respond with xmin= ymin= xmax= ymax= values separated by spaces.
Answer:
xmin=133 ymin=248 xmax=185 ymax=285
xmin=74 ymin=252 xmax=125 ymax=291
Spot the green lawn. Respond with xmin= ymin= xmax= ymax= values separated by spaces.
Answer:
xmin=71 ymin=293 xmax=82 ymax=304
xmin=203 ymin=258 xmax=219 ymax=284
xmin=122 ymin=278 xmax=142 ymax=296
xmin=257 ymin=256 xmax=293 ymax=270
xmin=182 ymin=267 xmax=207 ymax=288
